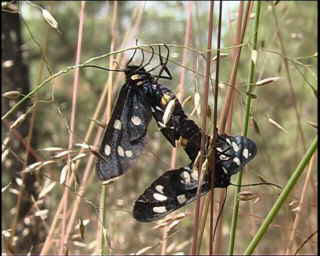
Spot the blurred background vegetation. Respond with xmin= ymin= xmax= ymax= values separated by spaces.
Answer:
xmin=2 ymin=1 xmax=317 ymax=255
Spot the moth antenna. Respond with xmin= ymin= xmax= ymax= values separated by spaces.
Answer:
xmin=137 ymin=47 xmax=144 ymax=69
xmin=127 ymin=45 xmax=138 ymax=66
xmin=146 ymin=44 xmax=172 ymax=81
xmin=140 ymin=46 xmax=155 ymax=71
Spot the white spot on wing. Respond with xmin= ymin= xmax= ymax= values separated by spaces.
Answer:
xmin=153 ymin=206 xmax=167 ymax=213
xmin=125 ymin=150 xmax=133 ymax=158
xmin=219 ymin=154 xmax=229 ymax=160
xmin=233 ymin=157 xmax=241 ymax=166
xmin=136 ymin=80 xmax=144 ymax=86
xmin=226 ymin=138 xmax=231 ymax=145
xmin=131 ymin=116 xmax=142 ymax=126
xmin=155 ymin=185 xmax=164 ymax=194
xmin=155 ymin=106 xmax=163 ymax=112
xmin=177 ymin=194 xmax=187 ymax=204
xmin=117 ymin=146 xmax=124 ymax=157
xmin=180 ymin=171 xmax=191 ymax=184
xmin=153 ymin=193 xmax=167 ymax=201
xmin=232 ymin=142 xmax=240 ymax=152
xmin=114 ymin=120 xmax=122 ymax=130
xmin=104 ymin=144 xmax=111 ymax=156
xmin=162 ymin=99 xmax=176 ymax=125
xmin=243 ymin=148 xmax=249 ymax=159
xmin=222 ymin=167 xmax=228 ymax=174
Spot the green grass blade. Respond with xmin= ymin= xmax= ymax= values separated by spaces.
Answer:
xmin=244 ymin=135 xmax=317 ymax=255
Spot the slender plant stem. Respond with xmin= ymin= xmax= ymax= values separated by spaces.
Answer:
xmin=285 ymin=153 xmax=316 ymax=254
xmin=197 ymin=196 xmax=209 ymax=253
xmin=60 ymin=2 xmax=85 ymax=254
xmin=98 ymin=2 xmax=118 ymax=255
xmin=99 ymin=184 xmax=108 ymax=254
xmin=163 ymin=2 xmax=193 ymax=255
xmin=228 ymin=2 xmax=261 ymax=254
xmin=244 ymin=136 xmax=317 ymax=255
xmin=209 ymin=0 xmax=222 ymax=254
xmin=191 ymin=1 xmax=214 ymax=254
xmin=218 ymin=2 xmax=244 ymax=133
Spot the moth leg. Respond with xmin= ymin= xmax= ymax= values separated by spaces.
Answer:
xmin=156 ymin=44 xmax=172 ymax=81
xmin=127 ymin=44 xmax=139 ymax=66
xmin=141 ymin=46 xmax=155 ymax=71
xmin=147 ymin=44 xmax=172 ymax=81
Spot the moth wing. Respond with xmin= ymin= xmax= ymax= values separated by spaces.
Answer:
xmin=217 ymin=135 xmax=257 ymax=175
xmin=133 ymin=162 xmax=234 ymax=222
xmin=96 ymin=86 xmax=152 ymax=181
xmin=133 ymin=166 xmax=207 ymax=222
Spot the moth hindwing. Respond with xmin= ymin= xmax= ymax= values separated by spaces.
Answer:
xmin=132 ymin=135 xmax=258 ymax=222
xmin=216 ymin=135 xmax=257 ymax=175
xmin=133 ymin=163 xmax=233 ymax=222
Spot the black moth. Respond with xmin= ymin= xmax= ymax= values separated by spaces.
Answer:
xmin=95 ymin=45 xmax=257 ymax=222
xmin=133 ymin=134 xmax=257 ymax=222
xmin=96 ymin=45 xmax=173 ymax=180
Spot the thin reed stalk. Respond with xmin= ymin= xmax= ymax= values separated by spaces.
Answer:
xmin=228 ymin=2 xmax=260 ymax=254
xmin=191 ymin=1 xmax=214 ymax=254
xmin=218 ymin=2 xmax=244 ymax=133
xmin=209 ymin=1 xmax=223 ymax=254
xmin=244 ymin=136 xmax=317 ymax=255
xmin=162 ymin=2 xmax=193 ymax=255
xmin=285 ymin=153 xmax=316 ymax=254
xmin=59 ymin=2 xmax=86 ymax=254
xmin=97 ymin=2 xmax=118 ymax=255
